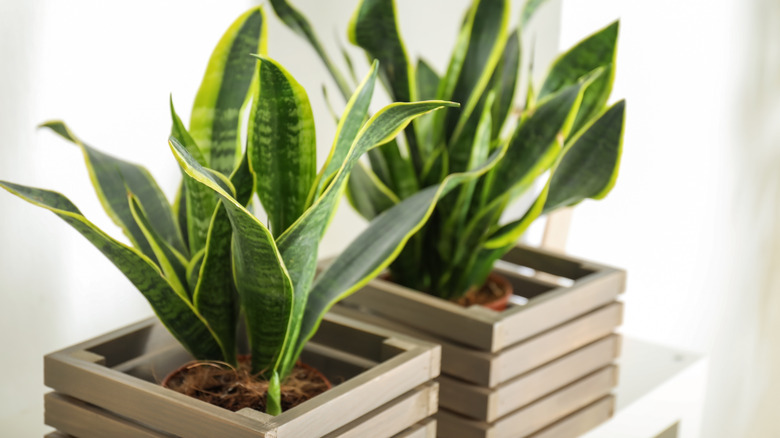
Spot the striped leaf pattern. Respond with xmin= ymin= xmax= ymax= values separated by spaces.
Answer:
xmin=539 ymin=21 xmax=620 ymax=135
xmin=0 ymin=181 xmax=222 ymax=360
xmin=269 ymin=0 xmax=625 ymax=298
xmin=249 ymin=57 xmax=316 ymax=238
xmin=170 ymin=99 xmax=217 ymax=255
xmin=170 ymin=136 xmax=294 ymax=375
xmin=41 ymin=121 xmax=186 ymax=259
xmin=190 ymin=7 xmax=267 ymax=175
xmin=296 ymin=143 xmax=506 ymax=358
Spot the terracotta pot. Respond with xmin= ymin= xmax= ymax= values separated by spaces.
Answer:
xmin=479 ymin=272 xmax=513 ymax=311
xmin=381 ymin=272 xmax=513 ymax=311
xmin=454 ymin=272 xmax=514 ymax=311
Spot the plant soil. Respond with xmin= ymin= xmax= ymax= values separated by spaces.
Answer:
xmin=162 ymin=357 xmax=331 ymax=413
xmin=455 ymin=273 xmax=512 ymax=310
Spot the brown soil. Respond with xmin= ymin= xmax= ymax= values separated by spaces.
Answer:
xmin=455 ymin=274 xmax=511 ymax=309
xmin=162 ymin=357 xmax=331 ymax=413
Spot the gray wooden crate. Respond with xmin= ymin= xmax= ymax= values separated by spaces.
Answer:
xmin=44 ymin=313 xmax=440 ymax=438
xmin=435 ymin=366 xmax=618 ymax=438
xmin=439 ymin=334 xmax=621 ymax=422
xmin=330 ymin=245 xmax=624 ymax=436
xmin=340 ymin=244 xmax=626 ymax=354
xmin=394 ymin=419 xmax=437 ymax=438
xmin=333 ymin=301 xmax=623 ymax=388
xmin=527 ymin=395 xmax=615 ymax=438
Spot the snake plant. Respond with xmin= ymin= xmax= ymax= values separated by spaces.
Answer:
xmin=270 ymin=0 xmax=626 ymax=300
xmin=0 ymin=7 xmax=496 ymax=414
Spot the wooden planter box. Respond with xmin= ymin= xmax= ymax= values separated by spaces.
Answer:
xmin=43 ymin=313 xmax=441 ymax=438
xmin=332 ymin=244 xmax=625 ymax=437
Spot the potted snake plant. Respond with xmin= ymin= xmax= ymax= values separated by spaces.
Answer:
xmin=1 ymin=7 xmax=499 ymax=437
xmin=269 ymin=0 xmax=627 ymax=435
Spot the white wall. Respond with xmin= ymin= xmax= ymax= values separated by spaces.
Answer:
xmin=559 ymin=0 xmax=780 ymax=436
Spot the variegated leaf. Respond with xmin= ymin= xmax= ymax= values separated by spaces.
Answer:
xmin=190 ymin=6 xmax=267 ymax=175
xmin=170 ymin=137 xmax=294 ymax=376
xmin=40 ymin=121 xmax=186 ymax=259
xmin=0 ymin=181 xmax=222 ymax=360
xmin=248 ymin=56 xmax=316 ymax=238
xmin=539 ymin=21 xmax=619 ymax=135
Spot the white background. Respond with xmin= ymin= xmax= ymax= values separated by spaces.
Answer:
xmin=1 ymin=0 xmax=778 ymax=435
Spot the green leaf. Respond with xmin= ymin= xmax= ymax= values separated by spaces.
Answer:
xmin=349 ymin=0 xmax=413 ymax=102
xmin=414 ymin=59 xmax=441 ymax=154
xmin=539 ymin=21 xmax=619 ymax=135
xmin=191 ymin=205 xmax=239 ymax=366
xmin=416 ymin=59 xmax=440 ymax=101
xmin=445 ymin=0 xmax=510 ymax=145
xmin=173 ymin=183 xmax=188 ymax=254
xmin=349 ymin=0 xmax=423 ymax=172
xmin=170 ymin=137 xmax=294 ymax=376
xmin=186 ymin=248 xmax=205 ymax=291
xmin=486 ymin=82 xmax=583 ymax=202
xmin=374 ymin=140 xmax=419 ymax=199
xmin=440 ymin=93 xmax=494 ymax=253
xmin=295 ymin=145 xmax=505 ymax=360
xmin=275 ymin=100 xmax=457 ymax=376
xmin=490 ymin=29 xmax=520 ymax=139
xmin=41 ymin=121 xmax=186 ymax=259
xmin=190 ymin=6 xmax=267 ymax=175
xmin=543 ymin=99 xmax=625 ymax=211
xmin=268 ymin=0 xmax=353 ymax=100
xmin=311 ymin=61 xmax=378 ymax=203
xmin=485 ymin=100 xmax=625 ymax=248
xmin=483 ymin=180 xmax=549 ymax=249
xmin=267 ymin=371 xmax=282 ymax=416
xmin=128 ymin=194 xmax=190 ymax=301
xmin=248 ymin=56 xmax=317 ymax=238
xmin=420 ymin=146 xmax=449 ymax=187
xmin=0 ymin=181 xmax=222 ymax=360
xmin=346 ymin=161 xmax=399 ymax=220
xmin=229 ymin=150 xmax=254 ymax=207
xmin=171 ymin=99 xmax=218 ymax=255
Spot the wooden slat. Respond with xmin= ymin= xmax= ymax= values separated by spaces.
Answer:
xmin=45 ymin=385 xmax=439 ymax=438
xmin=265 ymin=347 xmax=439 ymax=437
xmin=392 ymin=419 xmax=437 ymax=438
xmin=334 ymin=301 xmax=622 ymax=387
xmin=340 ymin=245 xmax=625 ymax=353
xmin=490 ymin=302 xmax=623 ymax=386
xmin=527 ymin=395 xmax=614 ymax=438
xmin=436 ymin=366 xmax=618 ymax=438
xmin=323 ymin=382 xmax=438 ymax=438
xmin=500 ymin=244 xmax=604 ymax=278
xmin=45 ymin=392 xmax=171 ymax=438
xmin=44 ymin=314 xmax=439 ymax=438
xmin=342 ymin=280 xmax=498 ymax=350
xmin=494 ymin=267 xmax=625 ymax=350
xmin=439 ymin=334 xmax=621 ymax=421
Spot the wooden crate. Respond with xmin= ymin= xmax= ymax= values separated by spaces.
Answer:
xmin=527 ymin=395 xmax=615 ymax=438
xmin=439 ymin=335 xmax=621 ymax=422
xmin=341 ymin=244 xmax=626 ymax=354
xmin=435 ymin=366 xmax=618 ymax=438
xmin=44 ymin=313 xmax=440 ymax=438
xmin=332 ymin=244 xmax=624 ymax=436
